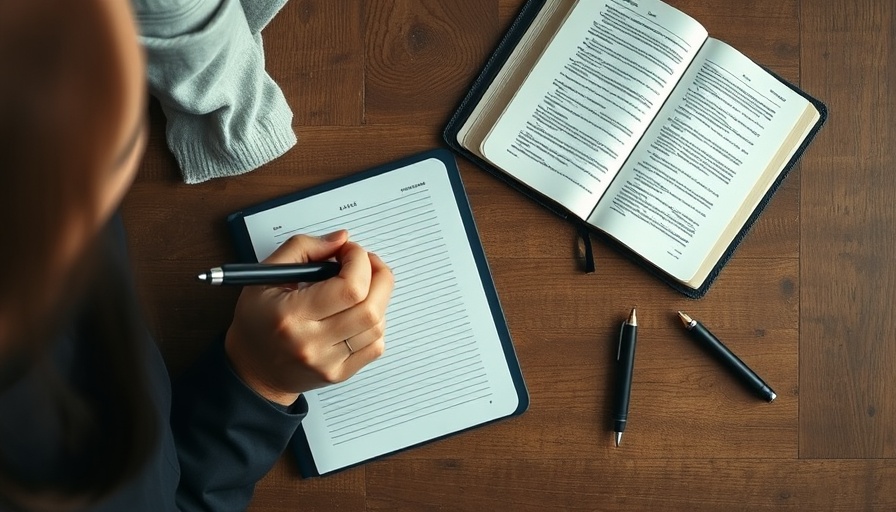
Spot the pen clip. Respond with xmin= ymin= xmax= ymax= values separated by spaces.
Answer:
xmin=617 ymin=322 xmax=625 ymax=361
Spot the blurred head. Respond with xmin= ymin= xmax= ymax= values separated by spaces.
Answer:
xmin=0 ymin=0 xmax=146 ymax=369
xmin=0 ymin=0 xmax=150 ymax=508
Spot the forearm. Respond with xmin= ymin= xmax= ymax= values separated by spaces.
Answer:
xmin=170 ymin=337 xmax=305 ymax=512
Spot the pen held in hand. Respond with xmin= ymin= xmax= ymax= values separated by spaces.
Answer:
xmin=677 ymin=311 xmax=776 ymax=402
xmin=196 ymin=262 xmax=341 ymax=286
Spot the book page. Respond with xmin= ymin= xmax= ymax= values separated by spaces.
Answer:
xmin=589 ymin=39 xmax=820 ymax=285
xmin=481 ymin=0 xmax=708 ymax=220
xmin=456 ymin=0 xmax=575 ymax=148
xmin=241 ymin=157 xmax=520 ymax=475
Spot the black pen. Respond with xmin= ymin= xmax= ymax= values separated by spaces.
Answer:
xmin=196 ymin=262 xmax=341 ymax=286
xmin=677 ymin=312 xmax=776 ymax=402
xmin=612 ymin=308 xmax=638 ymax=447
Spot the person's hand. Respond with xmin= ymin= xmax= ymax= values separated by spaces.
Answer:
xmin=224 ymin=230 xmax=394 ymax=406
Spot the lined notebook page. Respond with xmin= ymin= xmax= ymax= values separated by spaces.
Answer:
xmin=241 ymin=156 xmax=520 ymax=475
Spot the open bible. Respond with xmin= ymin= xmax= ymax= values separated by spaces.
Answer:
xmin=445 ymin=0 xmax=826 ymax=297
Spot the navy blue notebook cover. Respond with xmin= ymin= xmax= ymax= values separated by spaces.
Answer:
xmin=226 ymin=149 xmax=528 ymax=476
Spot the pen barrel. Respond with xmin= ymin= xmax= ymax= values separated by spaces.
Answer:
xmin=690 ymin=322 xmax=775 ymax=401
xmin=219 ymin=263 xmax=340 ymax=285
xmin=612 ymin=325 xmax=637 ymax=432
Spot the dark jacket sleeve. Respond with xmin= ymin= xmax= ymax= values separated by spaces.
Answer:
xmin=170 ymin=338 xmax=306 ymax=512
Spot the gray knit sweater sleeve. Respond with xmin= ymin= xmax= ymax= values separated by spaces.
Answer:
xmin=132 ymin=0 xmax=294 ymax=184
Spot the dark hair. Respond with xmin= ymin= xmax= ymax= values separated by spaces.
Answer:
xmin=0 ymin=0 xmax=157 ymax=507
xmin=0 ymin=231 xmax=159 ymax=509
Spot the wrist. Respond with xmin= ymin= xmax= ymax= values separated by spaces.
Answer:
xmin=224 ymin=329 xmax=300 ymax=407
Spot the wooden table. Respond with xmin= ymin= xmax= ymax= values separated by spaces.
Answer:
xmin=122 ymin=1 xmax=896 ymax=509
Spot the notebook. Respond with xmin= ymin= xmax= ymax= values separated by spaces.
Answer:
xmin=226 ymin=149 xmax=529 ymax=476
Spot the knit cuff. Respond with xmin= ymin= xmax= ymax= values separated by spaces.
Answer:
xmin=167 ymin=101 xmax=297 ymax=184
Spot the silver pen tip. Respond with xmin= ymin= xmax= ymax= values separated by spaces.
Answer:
xmin=615 ymin=432 xmax=622 ymax=447
xmin=197 ymin=273 xmax=207 ymax=282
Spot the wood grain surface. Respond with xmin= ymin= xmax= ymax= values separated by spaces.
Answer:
xmin=120 ymin=0 xmax=896 ymax=509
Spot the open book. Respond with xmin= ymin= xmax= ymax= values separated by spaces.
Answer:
xmin=445 ymin=0 xmax=826 ymax=297
xmin=227 ymin=150 xmax=528 ymax=476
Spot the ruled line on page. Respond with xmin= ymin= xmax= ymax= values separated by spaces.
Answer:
xmin=277 ymin=186 xmax=495 ymax=446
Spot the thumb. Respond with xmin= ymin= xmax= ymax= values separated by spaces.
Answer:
xmin=263 ymin=230 xmax=349 ymax=264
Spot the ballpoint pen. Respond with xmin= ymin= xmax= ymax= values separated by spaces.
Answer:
xmin=196 ymin=262 xmax=341 ymax=286
xmin=612 ymin=308 xmax=638 ymax=447
xmin=677 ymin=311 xmax=776 ymax=402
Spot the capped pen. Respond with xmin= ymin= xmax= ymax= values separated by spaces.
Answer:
xmin=612 ymin=308 xmax=638 ymax=447
xmin=677 ymin=311 xmax=776 ymax=402
xmin=196 ymin=262 xmax=341 ymax=286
